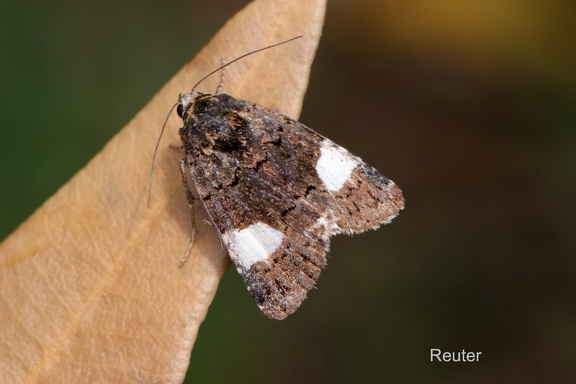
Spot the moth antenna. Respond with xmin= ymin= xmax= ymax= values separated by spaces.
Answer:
xmin=147 ymin=100 xmax=179 ymax=207
xmin=190 ymin=35 xmax=303 ymax=91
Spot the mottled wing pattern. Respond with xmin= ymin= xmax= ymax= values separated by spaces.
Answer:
xmin=179 ymin=93 xmax=404 ymax=320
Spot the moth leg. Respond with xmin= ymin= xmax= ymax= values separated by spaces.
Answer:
xmin=214 ymin=59 xmax=226 ymax=94
xmin=178 ymin=159 xmax=196 ymax=267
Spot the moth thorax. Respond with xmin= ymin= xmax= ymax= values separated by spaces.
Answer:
xmin=210 ymin=114 xmax=247 ymax=152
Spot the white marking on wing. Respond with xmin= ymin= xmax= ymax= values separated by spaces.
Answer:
xmin=316 ymin=140 xmax=359 ymax=192
xmin=222 ymin=222 xmax=284 ymax=270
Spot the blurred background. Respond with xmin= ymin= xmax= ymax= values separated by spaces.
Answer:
xmin=1 ymin=0 xmax=575 ymax=382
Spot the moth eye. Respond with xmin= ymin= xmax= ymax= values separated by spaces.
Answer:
xmin=176 ymin=103 xmax=184 ymax=118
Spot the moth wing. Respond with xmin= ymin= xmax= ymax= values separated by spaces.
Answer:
xmin=221 ymin=221 xmax=329 ymax=320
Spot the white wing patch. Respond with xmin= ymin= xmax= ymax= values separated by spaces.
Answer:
xmin=222 ymin=223 xmax=284 ymax=270
xmin=316 ymin=140 xmax=359 ymax=192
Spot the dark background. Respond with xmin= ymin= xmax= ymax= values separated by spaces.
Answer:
xmin=1 ymin=0 xmax=575 ymax=382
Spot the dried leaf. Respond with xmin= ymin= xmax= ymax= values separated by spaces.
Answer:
xmin=0 ymin=0 xmax=326 ymax=382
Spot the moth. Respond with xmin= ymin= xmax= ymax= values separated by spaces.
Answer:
xmin=157 ymin=37 xmax=404 ymax=320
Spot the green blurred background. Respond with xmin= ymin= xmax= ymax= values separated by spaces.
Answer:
xmin=1 ymin=0 xmax=575 ymax=382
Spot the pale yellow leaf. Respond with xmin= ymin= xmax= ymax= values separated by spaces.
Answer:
xmin=0 ymin=0 xmax=326 ymax=382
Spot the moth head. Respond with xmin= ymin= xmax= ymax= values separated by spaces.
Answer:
xmin=176 ymin=92 xmax=199 ymax=119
